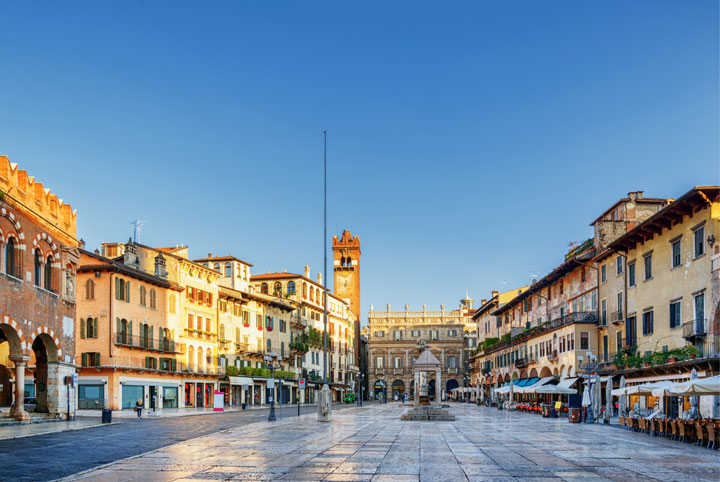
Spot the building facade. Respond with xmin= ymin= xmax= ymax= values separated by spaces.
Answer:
xmin=0 ymin=157 xmax=79 ymax=421
xmin=366 ymin=299 xmax=474 ymax=402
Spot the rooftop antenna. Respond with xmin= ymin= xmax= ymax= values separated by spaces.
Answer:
xmin=130 ymin=219 xmax=146 ymax=243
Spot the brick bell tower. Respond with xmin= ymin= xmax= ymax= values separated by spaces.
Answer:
xmin=333 ymin=230 xmax=361 ymax=358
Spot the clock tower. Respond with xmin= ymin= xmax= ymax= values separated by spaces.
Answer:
xmin=333 ymin=229 xmax=361 ymax=317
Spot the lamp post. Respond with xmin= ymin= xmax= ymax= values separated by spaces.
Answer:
xmin=578 ymin=351 xmax=598 ymax=423
xmin=264 ymin=352 xmax=280 ymax=422
xmin=356 ymin=373 xmax=365 ymax=407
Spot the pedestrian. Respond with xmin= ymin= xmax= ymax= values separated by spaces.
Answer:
xmin=135 ymin=398 xmax=143 ymax=418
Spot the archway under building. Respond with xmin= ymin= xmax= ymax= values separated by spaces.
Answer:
xmin=446 ymin=379 xmax=458 ymax=393
xmin=391 ymin=380 xmax=405 ymax=397
xmin=529 ymin=368 xmax=538 ymax=378
xmin=553 ymin=367 xmax=559 ymax=376
xmin=374 ymin=380 xmax=386 ymax=399
xmin=31 ymin=334 xmax=58 ymax=413
xmin=539 ymin=367 xmax=552 ymax=378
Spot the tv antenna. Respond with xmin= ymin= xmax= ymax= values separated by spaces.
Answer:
xmin=130 ymin=219 xmax=146 ymax=243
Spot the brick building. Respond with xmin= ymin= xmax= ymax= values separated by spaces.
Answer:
xmin=0 ymin=156 xmax=79 ymax=420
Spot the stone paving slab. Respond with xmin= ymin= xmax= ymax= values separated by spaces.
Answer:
xmin=60 ymin=404 xmax=720 ymax=482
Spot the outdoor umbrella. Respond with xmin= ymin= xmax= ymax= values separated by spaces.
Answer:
xmin=618 ymin=376 xmax=626 ymax=416
xmin=658 ymin=375 xmax=720 ymax=397
xmin=582 ymin=382 xmax=591 ymax=407
xmin=690 ymin=368 xmax=698 ymax=418
xmin=593 ymin=377 xmax=602 ymax=421
xmin=508 ymin=380 xmax=514 ymax=405
xmin=605 ymin=376 xmax=613 ymax=422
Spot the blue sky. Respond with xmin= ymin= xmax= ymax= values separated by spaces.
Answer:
xmin=1 ymin=1 xmax=718 ymax=321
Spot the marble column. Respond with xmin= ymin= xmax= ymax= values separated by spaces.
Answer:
xmin=435 ymin=368 xmax=442 ymax=407
xmin=10 ymin=356 xmax=31 ymax=422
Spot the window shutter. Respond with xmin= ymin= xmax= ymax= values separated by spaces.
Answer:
xmin=171 ymin=358 xmax=177 ymax=371
xmin=81 ymin=353 xmax=87 ymax=367
xmin=93 ymin=319 xmax=99 ymax=339
xmin=149 ymin=326 xmax=154 ymax=349
xmin=125 ymin=281 xmax=130 ymax=302
xmin=95 ymin=353 xmax=101 ymax=367
xmin=80 ymin=318 xmax=86 ymax=339
xmin=128 ymin=321 xmax=133 ymax=341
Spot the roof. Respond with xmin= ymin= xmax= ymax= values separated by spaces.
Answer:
xmin=492 ymin=256 xmax=588 ymax=316
xmin=590 ymin=194 xmax=668 ymax=226
xmin=609 ymin=186 xmax=720 ymax=253
xmin=414 ymin=348 xmax=441 ymax=367
xmin=471 ymin=295 xmax=498 ymax=320
xmin=250 ymin=271 xmax=347 ymax=304
xmin=135 ymin=243 xmax=216 ymax=273
xmin=78 ymin=249 xmax=183 ymax=291
xmin=218 ymin=285 xmax=297 ymax=311
xmin=193 ymin=254 xmax=254 ymax=267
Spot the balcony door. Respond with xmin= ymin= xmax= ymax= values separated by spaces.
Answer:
xmin=694 ymin=293 xmax=705 ymax=332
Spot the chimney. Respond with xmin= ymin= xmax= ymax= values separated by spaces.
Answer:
xmin=628 ymin=191 xmax=644 ymax=201
xmin=154 ymin=252 xmax=167 ymax=278
xmin=79 ymin=238 xmax=86 ymax=250
xmin=304 ymin=265 xmax=310 ymax=278
xmin=208 ymin=253 xmax=212 ymax=258
xmin=123 ymin=238 xmax=139 ymax=269
xmin=492 ymin=290 xmax=498 ymax=297
xmin=481 ymin=299 xmax=487 ymax=305
xmin=317 ymin=272 xmax=323 ymax=284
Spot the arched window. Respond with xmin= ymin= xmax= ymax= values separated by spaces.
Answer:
xmin=219 ymin=323 xmax=226 ymax=341
xmin=267 ymin=339 xmax=272 ymax=351
xmin=224 ymin=262 xmax=232 ymax=277
xmin=273 ymin=282 xmax=282 ymax=296
xmin=303 ymin=282 xmax=307 ymax=299
xmin=310 ymin=288 xmax=314 ymax=302
xmin=346 ymin=256 xmax=352 ymax=266
xmin=5 ymin=237 xmax=15 ymax=277
xmin=85 ymin=279 xmax=95 ymax=300
xmin=213 ymin=263 xmax=221 ymax=273
xmin=34 ymin=250 xmax=41 ymax=286
xmin=139 ymin=285 xmax=147 ymax=306
xmin=316 ymin=289 xmax=321 ymax=304
xmin=149 ymin=288 xmax=156 ymax=308
xmin=340 ymin=256 xmax=346 ymax=267
xmin=287 ymin=281 xmax=296 ymax=295
xmin=44 ymin=255 xmax=53 ymax=291
xmin=260 ymin=282 xmax=268 ymax=294
xmin=266 ymin=316 xmax=273 ymax=331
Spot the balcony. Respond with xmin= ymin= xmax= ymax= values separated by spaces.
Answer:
xmin=113 ymin=335 xmax=184 ymax=354
xmin=289 ymin=314 xmax=307 ymax=329
xmin=235 ymin=342 xmax=250 ymax=353
xmin=447 ymin=367 xmax=458 ymax=374
xmin=597 ymin=315 xmax=608 ymax=328
xmin=183 ymin=328 xmax=217 ymax=341
xmin=611 ymin=311 xmax=624 ymax=325
xmin=548 ymin=350 xmax=558 ymax=362
xmin=392 ymin=367 xmax=404 ymax=375
xmin=682 ymin=319 xmax=706 ymax=340
xmin=217 ymin=339 xmax=232 ymax=352
xmin=514 ymin=357 xmax=530 ymax=369
xmin=712 ymin=252 xmax=720 ymax=272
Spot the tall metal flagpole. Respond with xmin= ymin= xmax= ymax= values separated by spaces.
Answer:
xmin=318 ymin=130 xmax=331 ymax=422
xmin=323 ymin=130 xmax=328 ymax=384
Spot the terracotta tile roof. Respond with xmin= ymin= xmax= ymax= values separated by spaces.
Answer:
xmin=78 ymin=249 xmax=183 ymax=291
xmin=194 ymin=254 xmax=254 ymax=267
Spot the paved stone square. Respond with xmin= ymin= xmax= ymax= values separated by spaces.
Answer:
xmin=64 ymin=404 xmax=720 ymax=482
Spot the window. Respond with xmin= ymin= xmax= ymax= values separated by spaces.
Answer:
xmin=448 ymin=329 xmax=458 ymax=337
xmin=81 ymin=352 xmax=101 ymax=367
xmin=669 ymin=301 xmax=681 ymax=329
xmin=273 ymin=282 xmax=282 ymax=296
xmin=219 ymin=324 xmax=225 ymax=341
xmin=44 ymin=256 xmax=53 ymax=291
xmin=375 ymin=356 xmax=385 ymax=368
xmin=616 ymin=292 xmax=623 ymax=320
xmin=85 ymin=279 xmax=95 ymax=300
xmin=187 ymin=314 xmax=194 ymax=329
xmin=302 ymin=282 xmax=307 ymax=299
xmin=393 ymin=356 xmax=402 ymax=368
xmin=5 ymin=237 xmax=15 ymax=277
xmin=628 ymin=262 xmax=636 ymax=287
xmin=580 ymin=332 xmax=589 ymax=350
xmin=393 ymin=330 xmax=401 ymax=341
xmin=602 ymin=335 xmax=609 ymax=362
xmin=148 ymin=289 xmax=156 ymax=309
xmin=266 ymin=316 xmax=273 ymax=331
xmin=224 ymin=262 xmax=232 ymax=277
xmin=430 ymin=330 xmax=438 ymax=340
xmin=80 ymin=318 xmax=98 ymax=339
xmin=374 ymin=330 xmax=384 ymax=337
xmin=644 ymin=254 xmax=652 ymax=280
xmin=34 ymin=250 xmax=41 ymax=286
xmin=411 ymin=329 xmax=420 ymax=337
xmin=671 ymin=239 xmax=681 ymax=268
xmin=288 ymin=281 xmax=296 ymax=295
xmin=616 ymin=331 xmax=623 ymax=352
xmin=642 ymin=310 xmax=654 ymax=335
xmin=581 ymin=267 xmax=586 ymax=283
xmin=447 ymin=356 xmax=456 ymax=368
xmin=261 ymin=282 xmax=268 ymax=294
xmin=616 ymin=255 xmax=623 ymax=275
xmin=601 ymin=264 xmax=606 ymax=283
xmin=206 ymin=317 xmax=211 ymax=332
xmin=694 ymin=292 xmax=705 ymax=323
xmin=139 ymin=286 xmax=147 ymax=306
xmin=213 ymin=263 xmax=221 ymax=273
xmin=601 ymin=299 xmax=607 ymax=325
xmin=694 ymin=225 xmax=705 ymax=258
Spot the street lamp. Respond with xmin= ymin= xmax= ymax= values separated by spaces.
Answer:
xmin=578 ymin=351 xmax=599 ymax=423
xmin=356 ymin=373 xmax=365 ymax=407
xmin=264 ymin=351 xmax=280 ymax=422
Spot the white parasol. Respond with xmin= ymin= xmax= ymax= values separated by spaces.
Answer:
xmin=605 ymin=376 xmax=613 ymax=422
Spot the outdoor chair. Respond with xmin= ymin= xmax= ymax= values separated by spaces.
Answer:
xmin=706 ymin=424 xmax=716 ymax=450
xmin=618 ymin=415 xmax=625 ymax=429
xmin=638 ymin=418 xmax=646 ymax=434
xmin=627 ymin=417 xmax=635 ymax=431
xmin=678 ymin=422 xmax=687 ymax=443
xmin=670 ymin=420 xmax=678 ymax=440
xmin=657 ymin=419 xmax=666 ymax=437
xmin=696 ymin=423 xmax=705 ymax=447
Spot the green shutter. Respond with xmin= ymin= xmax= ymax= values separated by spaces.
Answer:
xmin=128 ymin=321 xmax=133 ymax=341
xmin=93 ymin=319 xmax=99 ymax=339
xmin=80 ymin=318 xmax=86 ymax=339
xmin=95 ymin=353 xmax=101 ymax=367
xmin=171 ymin=358 xmax=177 ymax=371
xmin=125 ymin=281 xmax=130 ymax=302
xmin=81 ymin=353 xmax=87 ymax=367
xmin=149 ymin=326 xmax=154 ymax=349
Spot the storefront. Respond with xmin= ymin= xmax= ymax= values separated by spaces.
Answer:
xmin=183 ymin=380 xmax=216 ymax=408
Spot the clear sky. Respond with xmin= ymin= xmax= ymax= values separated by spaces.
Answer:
xmin=1 ymin=1 xmax=718 ymax=322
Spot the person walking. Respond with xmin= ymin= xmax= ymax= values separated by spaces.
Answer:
xmin=135 ymin=398 xmax=143 ymax=419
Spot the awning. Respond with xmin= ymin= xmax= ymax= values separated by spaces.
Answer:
xmin=228 ymin=376 xmax=254 ymax=386
xmin=516 ymin=376 xmax=553 ymax=394
xmin=652 ymin=375 xmax=720 ymax=397
xmin=557 ymin=377 xmax=578 ymax=388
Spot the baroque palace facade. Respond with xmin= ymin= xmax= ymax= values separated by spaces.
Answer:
xmin=469 ymin=187 xmax=720 ymax=416
xmin=366 ymin=297 xmax=476 ymax=401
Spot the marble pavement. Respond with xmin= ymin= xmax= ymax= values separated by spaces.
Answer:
xmin=59 ymin=403 xmax=720 ymax=482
